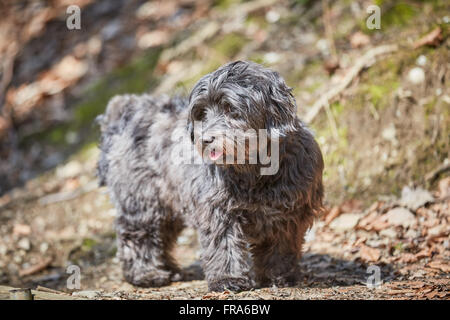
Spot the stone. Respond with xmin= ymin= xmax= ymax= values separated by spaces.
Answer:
xmin=399 ymin=186 xmax=434 ymax=211
xmin=17 ymin=238 xmax=31 ymax=251
xmin=329 ymin=213 xmax=362 ymax=231
xmin=407 ymin=67 xmax=425 ymax=84
xmin=385 ymin=207 xmax=416 ymax=228
xmin=72 ymin=290 xmax=101 ymax=299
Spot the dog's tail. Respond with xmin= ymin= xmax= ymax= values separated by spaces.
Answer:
xmin=96 ymin=95 xmax=135 ymax=186
xmin=96 ymin=94 xmax=135 ymax=134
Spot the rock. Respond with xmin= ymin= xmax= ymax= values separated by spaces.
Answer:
xmin=17 ymin=238 xmax=31 ymax=251
xmin=56 ymin=160 xmax=82 ymax=179
xmin=72 ymin=290 xmax=101 ymax=299
xmin=265 ymin=10 xmax=280 ymax=23
xmin=399 ymin=186 xmax=434 ymax=211
xmin=385 ymin=207 xmax=416 ymax=228
xmin=39 ymin=242 xmax=49 ymax=253
xmin=0 ymin=244 xmax=7 ymax=256
xmin=379 ymin=227 xmax=398 ymax=239
xmin=329 ymin=213 xmax=362 ymax=231
xmin=416 ymin=55 xmax=427 ymax=66
xmin=427 ymin=225 xmax=446 ymax=237
xmin=407 ymin=67 xmax=425 ymax=84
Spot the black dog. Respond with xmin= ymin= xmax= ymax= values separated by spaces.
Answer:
xmin=97 ymin=61 xmax=324 ymax=292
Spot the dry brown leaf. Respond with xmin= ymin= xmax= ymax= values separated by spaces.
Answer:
xmin=427 ymin=260 xmax=450 ymax=273
xmin=359 ymin=244 xmax=381 ymax=262
xmin=350 ymin=31 xmax=370 ymax=48
xmin=340 ymin=199 xmax=363 ymax=213
xmin=413 ymin=27 xmax=443 ymax=49
xmin=398 ymin=253 xmax=417 ymax=264
xmin=356 ymin=210 xmax=379 ymax=230
xmin=13 ymin=223 xmax=31 ymax=237
xmin=325 ymin=206 xmax=341 ymax=225
xmin=438 ymin=177 xmax=450 ymax=198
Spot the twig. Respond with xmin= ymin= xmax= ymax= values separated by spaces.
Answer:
xmin=36 ymin=286 xmax=69 ymax=295
xmin=304 ymin=44 xmax=399 ymax=124
xmin=322 ymin=0 xmax=338 ymax=59
xmin=19 ymin=257 xmax=53 ymax=277
xmin=159 ymin=0 xmax=278 ymax=64
xmin=38 ymin=180 xmax=98 ymax=205
xmin=425 ymin=161 xmax=450 ymax=183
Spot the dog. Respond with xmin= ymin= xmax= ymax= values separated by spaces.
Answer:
xmin=97 ymin=61 xmax=324 ymax=292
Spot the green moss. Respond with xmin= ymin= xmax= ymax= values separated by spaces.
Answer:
xmin=81 ymin=238 xmax=97 ymax=252
xmin=212 ymin=33 xmax=247 ymax=58
xmin=213 ymin=0 xmax=241 ymax=10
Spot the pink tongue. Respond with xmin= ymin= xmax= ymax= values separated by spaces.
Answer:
xmin=209 ymin=150 xmax=223 ymax=161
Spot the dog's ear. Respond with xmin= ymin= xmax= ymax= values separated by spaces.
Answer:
xmin=264 ymin=70 xmax=297 ymax=137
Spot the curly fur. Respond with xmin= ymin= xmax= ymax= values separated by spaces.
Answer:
xmin=97 ymin=61 xmax=324 ymax=291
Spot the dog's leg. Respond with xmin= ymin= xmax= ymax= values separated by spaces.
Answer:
xmin=116 ymin=209 xmax=184 ymax=287
xmin=198 ymin=215 xmax=254 ymax=292
xmin=252 ymin=218 xmax=310 ymax=288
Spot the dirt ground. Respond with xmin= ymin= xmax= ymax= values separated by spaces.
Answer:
xmin=0 ymin=150 xmax=448 ymax=299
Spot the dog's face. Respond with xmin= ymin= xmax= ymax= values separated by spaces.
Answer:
xmin=187 ymin=61 xmax=297 ymax=166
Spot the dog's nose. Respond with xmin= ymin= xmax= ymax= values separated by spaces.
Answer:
xmin=201 ymin=135 xmax=215 ymax=145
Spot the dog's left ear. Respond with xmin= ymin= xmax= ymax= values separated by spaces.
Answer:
xmin=265 ymin=70 xmax=297 ymax=137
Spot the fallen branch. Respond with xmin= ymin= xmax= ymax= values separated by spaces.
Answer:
xmin=19 ymin=257 xmax=53 ymax=277
xmin=160 ymin=0 xmax=277 ymax=64
xmin=38 ymin=180 xmax=98 ymax=205
xmin=425 ymin=161 xmax=450 ymax=183
xmin=304 ymin=44 xmax=399 ymax=124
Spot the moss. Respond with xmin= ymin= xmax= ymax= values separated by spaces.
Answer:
xmin=81 ymin=238 xmax=97 ymax=252
xmin=213 ymin=0 xmax=241 ymax=10
xmin=212 ymin=33 xmax=247 ymax=58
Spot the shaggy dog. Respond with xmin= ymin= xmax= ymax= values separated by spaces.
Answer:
xmin=97 ymin=61 xmax=324 ymax=292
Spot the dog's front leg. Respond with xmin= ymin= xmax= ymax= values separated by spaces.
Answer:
xmin=198 ymin=215 xmax=254 ymax=292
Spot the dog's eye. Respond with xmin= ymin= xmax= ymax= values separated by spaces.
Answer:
xmin=223 ymin=103 xmax=239 ymax=119
xmin=192 ymin=107 xmax=206 ymax=121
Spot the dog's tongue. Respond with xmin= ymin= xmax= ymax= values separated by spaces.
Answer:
xmin=209 ymin=150 xmax=223 ymax=161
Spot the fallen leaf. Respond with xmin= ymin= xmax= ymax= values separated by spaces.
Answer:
xmin=325 ymin=206 xmax=341 ymax=225
xmin=350 ymin=31 xmax=370 ymax=48
xmin=359 ymin=244 xmax=381 ymax=262
xmin=437 ymin=177 xmax=450 ymax=198
xmin=340 ymin=199 xmax=363 ymax=213
xmin=413 ymin=27 xmax=443 ymax=49
xmin=427 ymin=260 xmax=450 ymax=273
xmin=13 ymin=223 xmax=31 ymax=236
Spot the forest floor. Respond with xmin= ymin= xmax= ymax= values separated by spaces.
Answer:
xmin=0 ymin=151 xmax=448 ymax=299
xmin=0 ymin=0 xmax=449 ymax=299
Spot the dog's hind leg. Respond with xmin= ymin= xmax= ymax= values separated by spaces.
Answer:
xmin=116 ymin=207 xmax=184 ymax=287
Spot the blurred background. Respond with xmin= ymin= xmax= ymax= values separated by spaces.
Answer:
xmin=0 ymin=0 xmax=448 ymax=299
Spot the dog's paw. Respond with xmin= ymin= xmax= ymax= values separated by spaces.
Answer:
xmin=269 ymin=274 xmax=299 ymax=288
xmin=124 ymin=268 xmax=172 ymax=288
xmin=208 ymin=277 xmax=253 ymax=293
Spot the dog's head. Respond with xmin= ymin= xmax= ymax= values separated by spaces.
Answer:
xmin=187 ymin=61 xmax=297 ymax=167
